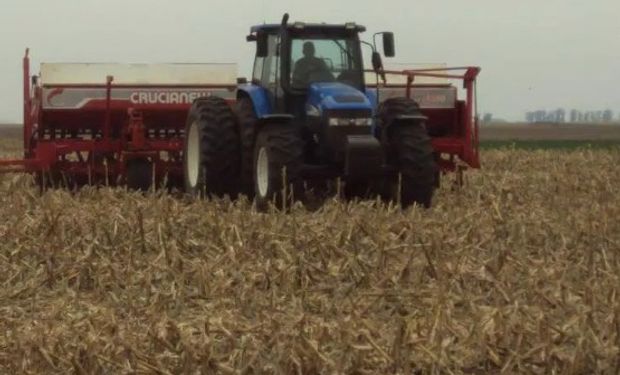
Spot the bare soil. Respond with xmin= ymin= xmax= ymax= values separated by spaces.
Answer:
xmin=0 ymin=124 xmax=21 ymax=138
xmin=480 ymin=123 xmax=620 ymax=141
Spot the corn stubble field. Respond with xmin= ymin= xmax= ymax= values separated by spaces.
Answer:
xmin=0 ymin=136 xmax=619 ymax=374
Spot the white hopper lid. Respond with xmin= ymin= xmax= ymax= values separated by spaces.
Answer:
xmin=40 ymin=63 xmax=238 ymax=86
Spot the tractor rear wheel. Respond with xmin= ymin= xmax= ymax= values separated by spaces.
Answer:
xmin=235 ymin=97 xmax=258 ymax=198
xmin=380 ymin=98 xmax=437 ymax=208
xmin=253 ymin=124 xmax=304 ymax=211
xmin=183 ymin=97 xmax=240 ymax=198
xmin=126 ymin=158 xmax=152 ymax=192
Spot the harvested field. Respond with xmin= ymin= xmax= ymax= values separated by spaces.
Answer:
xmin=1 ymin=137 xmax=619 ymax=373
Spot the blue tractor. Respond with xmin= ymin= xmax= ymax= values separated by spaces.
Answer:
xmin=183 ymin=14 xmax=436 ymax=209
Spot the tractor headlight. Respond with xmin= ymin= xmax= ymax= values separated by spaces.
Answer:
xmin=328 ymin=118 xmax=373 ymax=126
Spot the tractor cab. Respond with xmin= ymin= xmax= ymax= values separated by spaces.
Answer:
xmin=242 ymin=16 xmax=394 ymax=120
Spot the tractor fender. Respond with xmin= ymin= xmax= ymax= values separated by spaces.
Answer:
xmin=365 ymin=88 xmax=380 ymax=136
xmin=377 ymin=97 xmax=429 ymax=144
xmin=380 ymin=113 xmax=429 ymax=144
xmin=364 ymin=88 xmax=378 ymax=111
xmin=236 ymin=85 xmax=272 ymax=119
xmin=237 ymin=87 xmax=294 ymax=136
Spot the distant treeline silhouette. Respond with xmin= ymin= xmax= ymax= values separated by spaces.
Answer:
xmin=524 ymin=109 xmax=616 ymax=123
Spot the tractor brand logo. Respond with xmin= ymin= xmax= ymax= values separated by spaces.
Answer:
xmin=130 ymin=91 xmax=213 ymax=105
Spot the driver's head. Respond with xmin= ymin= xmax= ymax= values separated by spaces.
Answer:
xmin=302 ymin=41 xmax=315 ymax=58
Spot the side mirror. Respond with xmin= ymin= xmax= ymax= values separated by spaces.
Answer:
xmin=256 ymin=33 xmax=268 ymax=57
xmin=372 ymin=52 xmax=387 ymax=83
xmin=383 ymin=32 xmax=395 ymax=57
xmin=371 ymin=51 xmax=383 ymax=73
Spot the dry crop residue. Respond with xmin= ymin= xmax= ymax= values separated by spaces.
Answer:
xmin=0 ymin=148 xmax=619 ymax=373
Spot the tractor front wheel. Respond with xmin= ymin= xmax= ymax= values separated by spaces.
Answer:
xmin=183 ymin=97 xmax=240 ymax=198
xmin=380 ymin=98 xmax=437 ymax=208
xmin=388 ymin=124 xmax=436 ymax=208
xmin=253 ymin=124 xmax=304 ymax=211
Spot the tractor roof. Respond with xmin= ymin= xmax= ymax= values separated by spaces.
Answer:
xmin=249 ymin=22 xmax=366 ymax=34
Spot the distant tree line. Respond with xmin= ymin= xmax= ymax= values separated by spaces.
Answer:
xmin=481 ymin=113 xmax=508 ymax=124
xmin=525 ymin=109 xmax=616 ymax=123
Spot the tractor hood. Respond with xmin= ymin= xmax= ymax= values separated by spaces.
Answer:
xmin=306 ymin=82 xmax=373 ymax=116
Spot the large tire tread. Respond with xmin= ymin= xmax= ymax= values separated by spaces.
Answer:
xmin=380 ymin=97 xmax=437 ymax=208
xmin=235 ymin=97 xmax=258 ymax=197
xmin=254 ymin=124 xmax=304 ymax=211
xmin=184 ymin=97 xmax=240 ymax=197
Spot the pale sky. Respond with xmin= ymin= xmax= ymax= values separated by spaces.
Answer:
xmin=1 ymin=0 xmax=619 ymax=122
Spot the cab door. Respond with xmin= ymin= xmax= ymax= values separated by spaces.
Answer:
xmin=253 ymin=33 xmax=282 ymax=113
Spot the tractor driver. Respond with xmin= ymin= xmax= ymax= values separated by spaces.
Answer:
xmin=292 ymin=41 xmax=333 ymax=88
